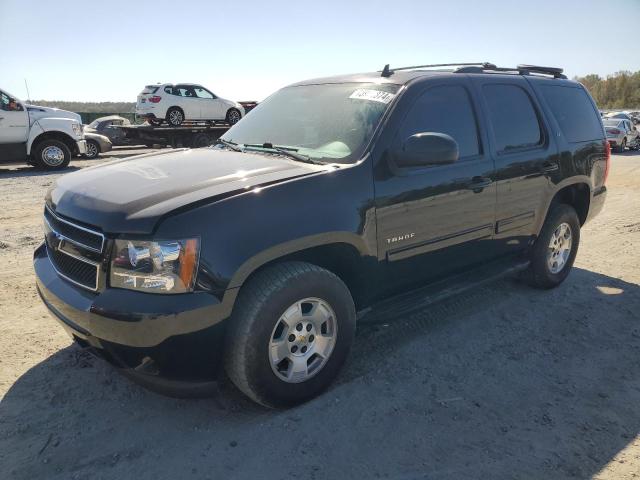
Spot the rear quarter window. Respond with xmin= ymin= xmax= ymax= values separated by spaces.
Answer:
xmin=539 ymin=85 xmax=603 ymax=143
xmin=141 ymin=86 xmax=159 ymax=94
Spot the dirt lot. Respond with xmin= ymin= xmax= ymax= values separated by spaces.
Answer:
xmin=1 ymin=147 xmax=639 ymax=480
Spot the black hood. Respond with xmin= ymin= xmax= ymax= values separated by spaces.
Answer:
xmin=48 ymin=148 xmax=322 ymax=234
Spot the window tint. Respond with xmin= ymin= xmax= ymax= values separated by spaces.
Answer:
xmin=483 ymin=84 xmax=542 ymax=152
xmin=399 ymin=85 xmax=480 ymax=158
xmin=539 ymin=85 xmax=603 ymax=143
xmin=194 ymin=87 xmax=215 ymax=99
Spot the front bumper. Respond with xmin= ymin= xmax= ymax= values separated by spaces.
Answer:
xmin=34 ymin=243 xmax=236 ymax=396
xmin=76 ymin=139 xmax=87 ymax=155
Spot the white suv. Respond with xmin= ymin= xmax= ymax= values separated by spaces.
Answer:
xmin=136 ymin=83 xmax=245 ymax=126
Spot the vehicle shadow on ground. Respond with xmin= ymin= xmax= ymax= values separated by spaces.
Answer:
xmin=1 ymin=268 xmax=639 ymax=479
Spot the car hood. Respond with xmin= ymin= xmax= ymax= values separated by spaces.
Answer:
xmin=26 ymin=104 xmax=81 ymax=123
xmin=47 ymin=148 xmax=323 ymax=234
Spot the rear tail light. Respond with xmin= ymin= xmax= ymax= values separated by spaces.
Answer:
xmin=608 ymin=128 xmax=621 ymax=135
xmin=149 ymin=96 xmax=162 ymax=103
xmin=603 ymin=140 xmax=611 ymax=184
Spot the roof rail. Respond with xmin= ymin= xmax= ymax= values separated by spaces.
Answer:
xmin=379 ymin=62 xmax=567 ymax=79
xmin=380 ymin=62 xmax=494 ymax=77
xmin=455 ymin=63 xmax=567 ymax=79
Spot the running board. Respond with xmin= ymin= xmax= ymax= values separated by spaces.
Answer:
xmin=358 ymin=258 xmax=530 ymax=323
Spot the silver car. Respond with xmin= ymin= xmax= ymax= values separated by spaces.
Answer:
xmin=82 ymin=131 xmax=113 ymax=159
xmin=603 ymin=118 xmax=639 ymax=152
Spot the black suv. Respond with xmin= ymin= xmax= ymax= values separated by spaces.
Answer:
xmin=35 ymin=63 xmax=608 ymax=407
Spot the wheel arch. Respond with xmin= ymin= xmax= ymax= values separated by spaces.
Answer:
xmin=29 ymin=131 xmax=78 ymax=156
xmin=227 ymin=235 xmax=373 ymax=310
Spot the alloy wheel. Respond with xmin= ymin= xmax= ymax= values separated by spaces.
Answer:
xmin=269 ymin=297 xmax=338 ymax=383
xmin=547 ymin=222 xmax=572 ymax=274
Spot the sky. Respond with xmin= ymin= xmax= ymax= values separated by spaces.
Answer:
xmin=2 ymin=0 xmax=639 ymax=103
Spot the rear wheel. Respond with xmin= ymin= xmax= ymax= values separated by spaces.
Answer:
xmin=225 ymin=262 xmax=356 ymax=408
xmin=33 ymin=139 xmax=71 ymax=170
xmin=83 ymin=140 xmax=100 ymax=159
xmin=524 ymin=203 xmax=580 ymax=289
xmin=226 ymin=108 xmax=241 ymax=125
xmin=191 ymin=133 xmax=212 ymax=148
xmin=166 ymin=107 xmax=184 ymax=126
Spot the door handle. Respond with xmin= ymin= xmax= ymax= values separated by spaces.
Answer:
xmin=540 ymin=162 xmax=559 ymax=174
xmin=466 ymin=176 xmax=493 ymax=192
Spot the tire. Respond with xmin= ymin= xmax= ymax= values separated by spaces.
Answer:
xmin=225 ymin=261 xmax=356 ymax=408
xmin=83 ymin=140 xmax=100 ymax=159
xmin=191 ymin=133 xmax=212 ymax=148
xmin=226 ymin=108 xmax=241 ymax=125
xmin=616 ymin=138 xmax=627 ymax=153
xmin=33 ymin=139 xmax=71 ymax=170
xmin=524 ymin=203 xmax=580 ymax=289
xmin=166 ymin=107 xmax=184 ymax=126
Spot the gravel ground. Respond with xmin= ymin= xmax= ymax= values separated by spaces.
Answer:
xmin=0 ymin=147 xmax=639 ymax=480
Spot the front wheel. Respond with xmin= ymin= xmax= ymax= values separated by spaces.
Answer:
xmin=225 ymin=262 xmax=356 ymax=408
xmin=33 ymin=139 xmax=71 ymax=170
xmin=83 ymin=140 xmax=100 ymax=159
xmin=524 ymin=203 xmax=580 ymax=289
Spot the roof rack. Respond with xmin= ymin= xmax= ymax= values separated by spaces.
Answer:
xmin=380 ymin=62 xmax=493 ymax=77
xmin=380 ymin=62 xmax=566 ymax=79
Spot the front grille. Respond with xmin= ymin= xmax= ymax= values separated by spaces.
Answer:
xmin=43 ymin=205 xmax=104 ymax=291
xmin=44 ymin=206 xmax=104 ymax=252
xmin=48 ymin=245 xmax=99 ymax=291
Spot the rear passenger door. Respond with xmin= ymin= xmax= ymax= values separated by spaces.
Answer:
xmin=471 ymin=77 xmax=558 ymax=255
xmin=174 ymin=85 xmax=200 ymax=120
xmin=374 ymin=78 xmax=497 ymax=297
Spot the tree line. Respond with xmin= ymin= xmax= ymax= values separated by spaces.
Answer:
xmin=575 ymin=71 xmax=640 ymax=110
xmin=29 ymin=100 xmax=135 ymax=113
xmin=29 ymin=71 xmax=640 ymax=112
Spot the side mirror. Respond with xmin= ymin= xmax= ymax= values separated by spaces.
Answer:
xmin=393 ymin=132 xmax=459 ymax=168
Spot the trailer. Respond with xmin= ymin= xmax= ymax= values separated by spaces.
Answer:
xmin=120 ymin=123 xmax=231 ymax=148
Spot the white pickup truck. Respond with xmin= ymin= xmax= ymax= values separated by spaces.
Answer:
xmin=0 ymin=88 xmax=86 ymax=170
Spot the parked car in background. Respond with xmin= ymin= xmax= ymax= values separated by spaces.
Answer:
xmin=628 ymin=111 xmax=640 ymax=125
xmin=0 ymin=87 xmax=86 ymax=169
xmin=82 ymin=131 xmax=112 ymax=159
xmin=84 ymin=115 xmax=138 ymax=146
xmin=136 ymin=83 xmax=245 ymax=127
xmin=603 ymin=118 xmax=639 ymax=152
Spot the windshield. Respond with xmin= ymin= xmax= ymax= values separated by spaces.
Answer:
xmin=221 ymin=83 xmax=400 ymax=164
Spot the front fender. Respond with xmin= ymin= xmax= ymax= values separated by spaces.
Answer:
xmin=28 ymin=118 xmax=83 ymax=154
xmin=154 ymin=160 xmax=377 ymax=295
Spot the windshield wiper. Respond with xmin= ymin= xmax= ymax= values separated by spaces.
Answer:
xmin=215 ymin=138 xmax=243 ymax=152
xmin=242 ymin=143 xmax=323 ymax=165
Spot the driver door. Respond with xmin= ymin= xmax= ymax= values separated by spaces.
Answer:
xmin=374 ymin=79 xmax=497 ymax=297
xmin=0 ymin=90 xmax=29 ymax=144
xmin=194 ymin=87 xmax=224 ymax=120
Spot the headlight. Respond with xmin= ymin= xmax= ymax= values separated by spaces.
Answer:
xmin=110 ymin=238 xmax=200 ymax=293
xmin=71 ymin=122 xmax=82 ymax=137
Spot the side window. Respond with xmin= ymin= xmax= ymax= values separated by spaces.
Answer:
xmin=483 ymin=84 xmax=542 ymax=152
xmin=539 ymin=85 xmax=603 ymax=143
xmin=177 ymin=87 xmax=196 ymax=98
xmin=0 ymin=91 xmax=23 ymax=112
xmin=194 ymin=88 xmax=215 ymax=99
xmin=164 ymin=86 xmax=175 ymax=95
xmin=399 ymin=85 xmax=481 ymax=159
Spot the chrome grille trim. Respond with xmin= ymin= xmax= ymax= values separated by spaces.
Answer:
xmin=45 ymin=244 xmax=100 ymax=292
xmin=44 ymin=204 xmax=105 ymax=253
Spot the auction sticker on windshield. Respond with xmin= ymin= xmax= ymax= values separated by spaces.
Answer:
xmin=349 ymin=89 xmax=395 ymax=104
